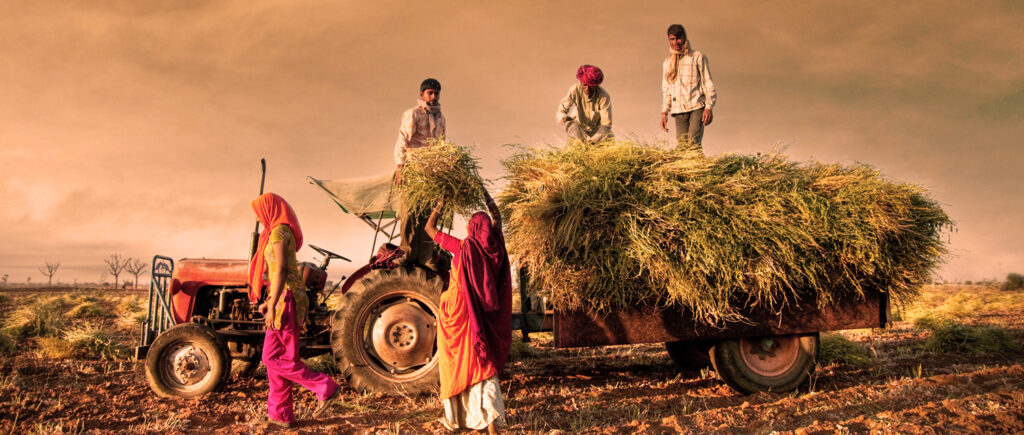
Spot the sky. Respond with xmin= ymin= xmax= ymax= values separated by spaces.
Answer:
xmin=1 ymin=1 xmax=1021 ymax=285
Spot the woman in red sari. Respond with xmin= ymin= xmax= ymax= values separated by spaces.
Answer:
xmin=425 ymin=191 xmax=512 ymax=433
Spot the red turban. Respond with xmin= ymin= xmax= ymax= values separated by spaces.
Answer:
xmin=576 ymin=64 xmax=604 ymax=86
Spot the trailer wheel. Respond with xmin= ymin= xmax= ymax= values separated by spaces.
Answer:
xmin=331 ymin=267 xmax=443 ymax=395
xmin=665 ymin=340 xmax=713 ymax=371
xmin=144 ymin=323 xmax=231 ymax=398
xmin=710 ymin=333 xmax=818 ymax=394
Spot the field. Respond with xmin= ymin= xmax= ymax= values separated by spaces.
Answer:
xmin=0 ymin=284 xmax=1022 ymax=434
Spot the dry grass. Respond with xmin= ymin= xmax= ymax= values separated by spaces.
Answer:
xmin=896 ymin=284 xmax=1024 ymax=326
xmin=3 ymin=300 xmax=64 ymax=339
xmin=0 ymin=330 xmax=15 ymax=354
xmin=819 ymin=332 xmax=872 ymax=366
xmin=302 ymin=353 xmax=339 ymax=374
xmin=62 ymin=322 xmax=127 ymax=360
xmin=501 ymin=139 xmax=952 ymax=323
xmin=34 ymin=336 xmax=75 ymax=359
xmin=66 ymin=301 xmax=109 ymax=319
xmin=912 ymin=315 xmax=1017 ymax=355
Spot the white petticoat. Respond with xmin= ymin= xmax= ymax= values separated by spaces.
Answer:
xmin=441 ymin=375 xmax=507 ymax=430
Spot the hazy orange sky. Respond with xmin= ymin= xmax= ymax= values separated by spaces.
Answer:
xmin=1 ymin=1 xmax=1021 ymax=285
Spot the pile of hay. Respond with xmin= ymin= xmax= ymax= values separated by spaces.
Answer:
xmin=500 ymin=139 xmax=952 ymax=323
xmin=398 ymin=139 xmax=488 ymax=218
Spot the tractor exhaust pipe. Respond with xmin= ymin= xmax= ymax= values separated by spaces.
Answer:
xmin=248 ymin=158 xmax=267 ymax=261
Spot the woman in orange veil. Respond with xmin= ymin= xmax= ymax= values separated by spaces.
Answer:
xmin=249 ymin=193 xmax=339 ymax=428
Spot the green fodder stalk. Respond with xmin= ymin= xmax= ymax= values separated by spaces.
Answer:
xmin=398 ymin=139 xmax=488 ymax=218
xmin=501 ymin=139 xmax=953 ymax=324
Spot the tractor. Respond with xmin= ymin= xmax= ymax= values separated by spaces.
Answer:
xmin=136 ymin=172 xmax=453 ymax=398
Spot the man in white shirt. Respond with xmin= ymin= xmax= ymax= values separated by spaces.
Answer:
xmin=659 ymin=24 xmax=717 ymax=151
xmin=394 ymin=78 xmax=445 ymax=269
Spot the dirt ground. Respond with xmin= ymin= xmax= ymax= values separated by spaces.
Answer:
xmin=1 ymin=285 xmax=1023 ymax=434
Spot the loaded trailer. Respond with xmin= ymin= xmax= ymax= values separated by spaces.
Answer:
xmin=135 ymin=173 xmax=889 ymax=398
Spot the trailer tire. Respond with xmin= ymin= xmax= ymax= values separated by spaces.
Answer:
xmin=665 ymin=340 xmax=713 ymax=371
xmin=145 ymin=323 xmax=231 ymax=399
xmin=711 ymin=333 xmax=818 ymax=394
xmin=331 ymin=267 xmax=443 ymax=395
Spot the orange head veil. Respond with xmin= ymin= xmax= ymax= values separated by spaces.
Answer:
xmin=248 ymin=193 xmax=303 ymax=303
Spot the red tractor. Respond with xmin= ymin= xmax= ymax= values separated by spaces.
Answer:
xmin=136 ymin=173 xmax=452 ymax=398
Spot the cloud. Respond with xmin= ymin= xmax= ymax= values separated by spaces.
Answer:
xmin=0 ymin=0 xmax=1021 ymax=282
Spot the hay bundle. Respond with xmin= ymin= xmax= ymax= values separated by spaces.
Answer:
xmin=500 ymin=139 xmax=952 ymax=323
xmin=398 ymin=139 xmax=488 ymax=218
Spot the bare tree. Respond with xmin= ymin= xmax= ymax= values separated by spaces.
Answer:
xmin=1 ymin=274 xmax=7 ymax=286
xmin=38 ymin=260 xmax=61 ymax=286
xmin=26 ymin=276 xmax=31 ymax=285
xmin=104 ymin=253 xmax=129 ymax=288
xmin=125 ymin=258 xmax=148 ymax=289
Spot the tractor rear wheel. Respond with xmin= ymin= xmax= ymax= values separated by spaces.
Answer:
xmin=710 ymin=333 xmax=818 ymax=394
xmin=665 ymin=340 xmax=713 ymax=371
xmin=144 ymin=323 xmax=231 ymax=398
xmin=331 ymin=267 xmax=443 ymax=395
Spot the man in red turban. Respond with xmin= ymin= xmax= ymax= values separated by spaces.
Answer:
xmin=556 ymin=64 xmax=613 ymax=143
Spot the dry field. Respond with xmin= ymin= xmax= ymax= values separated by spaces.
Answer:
xmin=0 ymin=284 xmax=1022 ymax=434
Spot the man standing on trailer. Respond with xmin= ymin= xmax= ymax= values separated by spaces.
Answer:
xmin=557 ymin=64 xmax=613 ymax=143
xmin=659 ymin=24 xmax=717 ymax=151
xmin=394 ymin=78 xmax=446 ymax=269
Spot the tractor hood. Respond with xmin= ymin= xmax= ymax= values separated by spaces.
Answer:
xmin=173 ymin=258 xmax=249 ymax=286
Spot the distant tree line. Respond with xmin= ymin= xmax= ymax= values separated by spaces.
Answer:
xmin=0 ymin=254 xmax=153 ymax=289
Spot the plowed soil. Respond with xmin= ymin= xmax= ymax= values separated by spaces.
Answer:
xmin=1 ymin=285 xmax=1022 ymax=434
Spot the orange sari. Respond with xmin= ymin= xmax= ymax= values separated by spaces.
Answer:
xmin=438 ymin=259 xmax=498 ymax=399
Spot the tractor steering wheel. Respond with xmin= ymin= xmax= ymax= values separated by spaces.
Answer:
xmin=309 ymin=244 xmax=351 ymax=263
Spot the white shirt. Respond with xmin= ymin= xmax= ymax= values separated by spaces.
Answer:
xmin=661 ymin=49 xmax=717 ymax=115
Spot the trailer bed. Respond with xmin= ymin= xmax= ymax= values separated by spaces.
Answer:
xmin=554 ymin=289 xmax=889 ymax=348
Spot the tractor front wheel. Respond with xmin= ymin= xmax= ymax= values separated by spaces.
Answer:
xmin=144 ymin=323 xmax=231 ymax=399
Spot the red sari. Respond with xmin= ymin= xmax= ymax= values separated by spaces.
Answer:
xmin=434 ymin=212 xmax=513 ymax=400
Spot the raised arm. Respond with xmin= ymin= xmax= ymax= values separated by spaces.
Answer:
xmin=425 ymin=201 xmax=443 ymax=240
xmin=484 ymin=190 xmax=501 ymax=231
